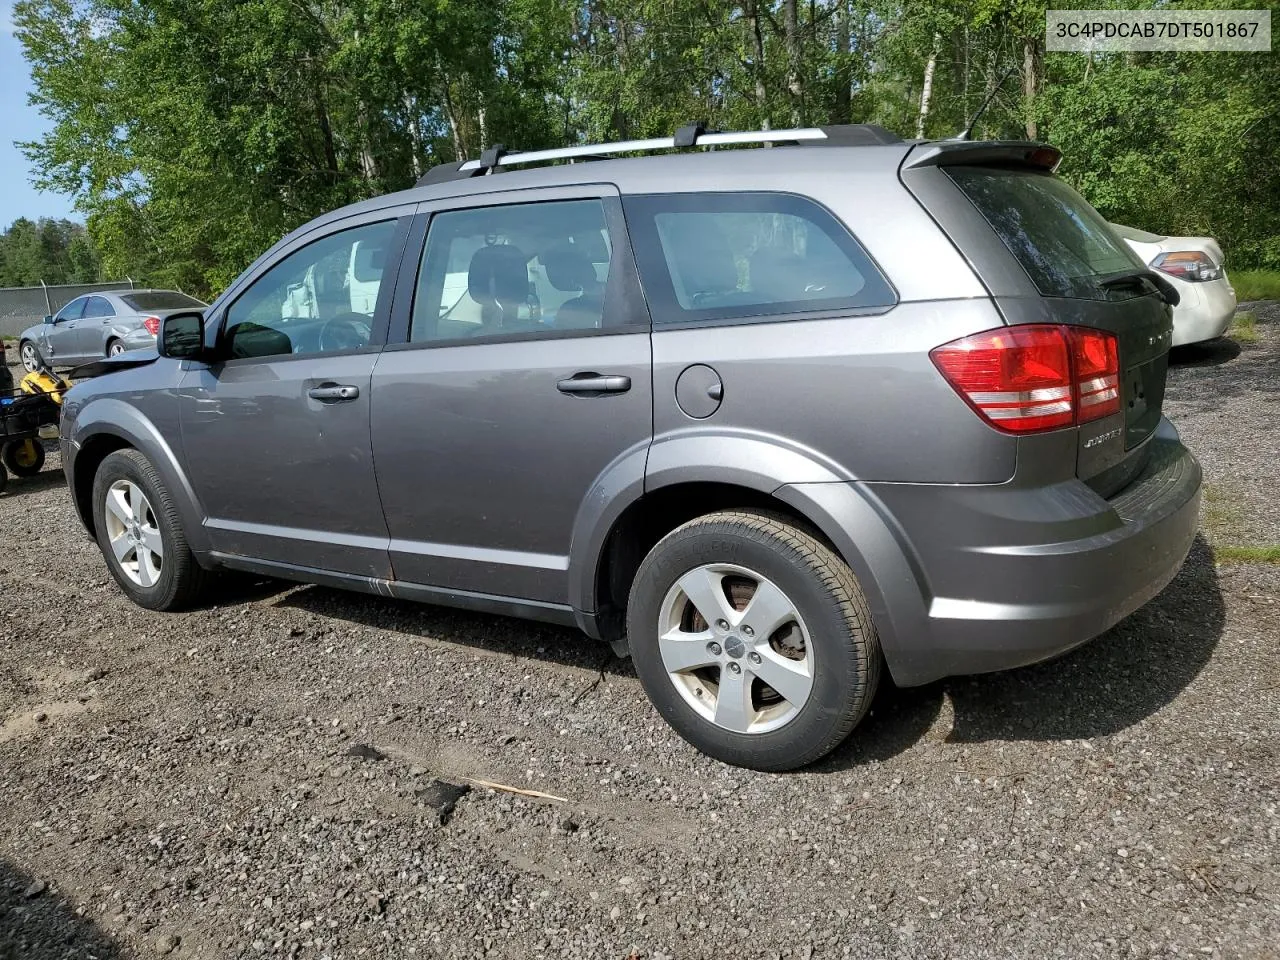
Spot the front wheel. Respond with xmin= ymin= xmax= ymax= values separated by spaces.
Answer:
xmin=627 ymin=510 xmax=881 ymax=771
xmin=2 ymin=439 xmax=46 ymax=477
xmin=92 ymin=449 xmax=210 ymax=610
xmin=20 ymin=341 xmax=39 ymax=372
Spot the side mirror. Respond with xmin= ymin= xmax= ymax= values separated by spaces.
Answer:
xmin=43 ymin=314 xmax=53 ymax=325
xmin=158 ymin=311 xmax=207 ymax=360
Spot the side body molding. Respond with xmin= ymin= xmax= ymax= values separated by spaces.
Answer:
xmin=65 ymin=397 xmax=211 ymax=556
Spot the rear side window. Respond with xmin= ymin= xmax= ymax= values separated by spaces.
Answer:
xmin=946 ymin=167 xmax=1142 ymax=300
xmin=624 ymin=192 xmax=896 ymax=324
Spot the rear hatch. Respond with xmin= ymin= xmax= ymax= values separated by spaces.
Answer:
xmin=900 ymin=145 xmax=1175 ymax=493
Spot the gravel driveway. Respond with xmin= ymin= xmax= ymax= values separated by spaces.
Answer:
xmin=1 ymin=307 xmax=1277 ymax=960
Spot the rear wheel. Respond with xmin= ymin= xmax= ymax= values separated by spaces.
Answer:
xmin=2 ymin=439 xmax=45 ymax=477
xmin=92 ymin=449 xmax=210 ymax=610
xmin=107 ymin=339 xmax=126 ymax=357
xmin=20 ymin=341 xmax=39 ymax=372
xmin=626 ymin=510 xmax=881 ymax=771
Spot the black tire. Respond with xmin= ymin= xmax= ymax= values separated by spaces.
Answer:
xmin=0 ymin=462 xmax=8 ymax=496
xmin=19 ymin=340 xmax=39 ymax=373
xmin=627 ymin=510 xmax=881 ymax=771
xmin=91 ymin=448 xmax=210 ymax=611
xmin=2 ymin=439 xmax=46 ymax=477
xmin=107 ymin=339 xmax=126 ymax=357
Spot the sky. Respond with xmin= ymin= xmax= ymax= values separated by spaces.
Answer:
xmin=0 ymin=1 xmax=79 ymax=227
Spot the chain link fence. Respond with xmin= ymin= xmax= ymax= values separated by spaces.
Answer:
xmin=0 ymin=281 xmax=138 ymax=340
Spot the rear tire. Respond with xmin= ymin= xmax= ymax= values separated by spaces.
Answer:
xmin=2 ymin=439 xmax=46 ymax=477
xmin=107 ymin=339 xmax=126 ymax=357
xmin=626 ymin=510 xmax=881 ymax=771
xmin=92 ymin=448 xmax=210 ymax=611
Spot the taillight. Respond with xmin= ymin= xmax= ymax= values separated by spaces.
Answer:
xmin=931 ymin=324 xmax=1120 ymax=434
xmin=1070 ymin=327 xmax=1120 ymax=423
xmin=143 ymin=316 xmax=161 ymax=336
xmin=1151 ymin=251 xmax=1221 ymax=282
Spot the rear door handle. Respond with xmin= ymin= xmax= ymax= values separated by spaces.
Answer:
xmin=308 ymin=384 xmax=360 ymax=402
xmin=557 ymin=374 xmax=631 ymax=395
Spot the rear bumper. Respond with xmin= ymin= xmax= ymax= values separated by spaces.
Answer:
xmin=1171 ymin=278 xmax=1236 ymax=346
xmin=862 ymin=418 xmax=1201 ymax=685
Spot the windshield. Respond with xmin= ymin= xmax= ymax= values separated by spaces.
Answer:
xmin=947 ymin=167 xmax=1143 ymax=300
xmin=121 ymin=291 xmax=206 ymax=311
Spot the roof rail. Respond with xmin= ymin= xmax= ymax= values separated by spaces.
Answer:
xmin=414 ymin=123 xmax=903 ymax=186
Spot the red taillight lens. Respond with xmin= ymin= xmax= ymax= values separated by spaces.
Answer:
xmin=143 ymin=316 xmax=161 ymax=337
xmin=1070 ymin=327 xmax=1121 ymax=422
xmin=931 ymin=324 xmax=1120 ymax=434
xmin=1151 ymin=251 xmax=1221 ymax=282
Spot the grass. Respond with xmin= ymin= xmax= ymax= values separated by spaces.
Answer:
xmin=1231 ymin=310 xmax=1259 ymax=343
xmin=1215 ymin=545 xmax=1280 ymax=565
xmin=1231 ymin=269 xmax=1280 ymax=302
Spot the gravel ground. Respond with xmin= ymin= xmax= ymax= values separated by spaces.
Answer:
xmin=1 ymin=308 xmax=1277 ymax=960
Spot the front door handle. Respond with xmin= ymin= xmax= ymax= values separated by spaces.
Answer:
xmin=308 ymin=384 xmax=360 ymax=402
xmin=557 ymin=374 xmax=631 ymax=395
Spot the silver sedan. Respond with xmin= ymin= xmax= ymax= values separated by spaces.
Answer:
xmin=17 ymin=289 xmax=207 ymax=371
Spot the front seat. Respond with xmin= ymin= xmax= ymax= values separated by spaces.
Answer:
xmin=543 ymin=245 xmax=605 ymax=329
xmin=467 ymin=244 xmax=535 ymax=334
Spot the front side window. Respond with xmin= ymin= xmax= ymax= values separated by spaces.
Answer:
xmin=55 ymin=298 xmax=86 ymax=322
xmin=223 ymin=220 xmax=399 ymax=359
xmin=410 ymin=199 xmax=614 ymax=343
xmin=624 ymin=192 xmax=896 ymax=323
xmin=947 ymin=167 xmax=1143 ymax=300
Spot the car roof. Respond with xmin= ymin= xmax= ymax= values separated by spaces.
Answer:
xmin=304 ymin=137 xmax=918 ymax=235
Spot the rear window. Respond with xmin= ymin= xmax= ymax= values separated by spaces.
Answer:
xmin=947 ymin=168 xmax=1142 ymax=300
xmin=624 ymin=192 xmax=896 ymax=324
xmin=121 ymin=291 xmax=206 ymax=311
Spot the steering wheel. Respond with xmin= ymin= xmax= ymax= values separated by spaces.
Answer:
xmin=318 ymin=313 xmax=373 ymax=353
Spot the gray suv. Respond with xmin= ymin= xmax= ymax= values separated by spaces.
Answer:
xmin=59 ymin=125 xmax=1201 ymax=770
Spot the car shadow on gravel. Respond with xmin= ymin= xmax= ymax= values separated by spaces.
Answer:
xmin=0 ymin=861 xmax=122 ymax=960
xmin=277 ymin=588 xmax=631 ymax=676
xmin=821 ymin=535 xmax=1225 ymax=769
xmin=0 ymin=469 xmax=66 ymax=500
xmin=1169 ymin=337 xmax=1241 ymax=368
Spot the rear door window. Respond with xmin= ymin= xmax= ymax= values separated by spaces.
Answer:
xmin=83 ymin=296 xmax=115 ymax=318
xmin=410 ymin=198 xmax=616 ymax=342
xmin=946 ymin=167 xmax=1143 ymax=300
xmin=623 ymin=192 xmax=896 ymax=324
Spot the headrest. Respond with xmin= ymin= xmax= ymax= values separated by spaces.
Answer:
xmin=543 ymin=245 xmax=599 ymax=292
xmin=467 ymin=245 xmax=529 ymax=305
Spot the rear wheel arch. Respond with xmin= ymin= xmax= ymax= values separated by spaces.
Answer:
xmin=586 ymin=480 xmax=891 ymax=652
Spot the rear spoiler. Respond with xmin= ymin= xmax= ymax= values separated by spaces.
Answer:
xmin=902 ymin=141 xmax=1062 ymax=173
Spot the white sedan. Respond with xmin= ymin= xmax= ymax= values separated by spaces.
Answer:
xmin=1112 ymin=224 xmax=1237 ymax=346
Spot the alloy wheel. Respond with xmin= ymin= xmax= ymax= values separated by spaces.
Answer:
xmin=657 ymin=563 xmax=814 ymax=735
xmin=21 ymin=342 xmax=38 ymax=372
xmin=103 ymin=479 xmax=164 ymax=587
xmin=109 ymin=342 xmax=126 ymax=356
